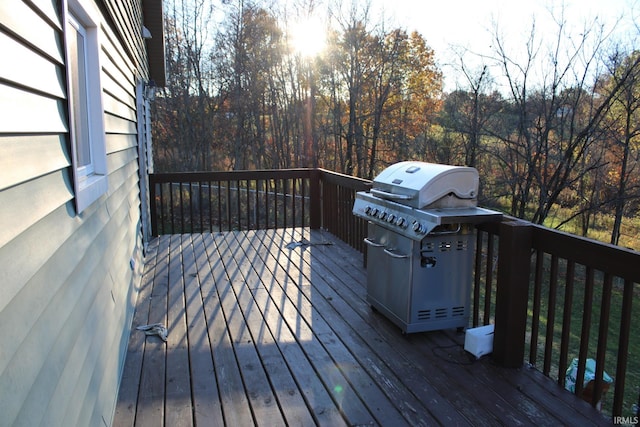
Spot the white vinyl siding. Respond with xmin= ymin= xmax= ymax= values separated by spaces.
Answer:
xmin=0 ymin=0 xmax=150 ymax=426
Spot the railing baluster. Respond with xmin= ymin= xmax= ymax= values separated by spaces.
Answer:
xmin=255 ymin=179 xmax=261 ymax=229
xmin=613 ymin=279 xmax=634 ymax=416
xmin=339 ymin=185 xmax=345 ymax=241
xmin=576 ymin=266 xmax=595 ymax=398
xmin=240 ymin=180 xmax=244 ymax=230
xmin=292 ymin=178 xmax=297 ymax=229
xmin=239 ymin=180 xmax=243 ymax=229
xmin=331 ymin=182 xmax=337 ymax=235
xmin=185 ymin=182 xmax=193 ymax=233
xmin=199 ymin=181 xmax=204 ymax=232
xmin=345 ymin=186 xmax=350 ymax=244
xmin=558 ymin=260 xmax=575 ymax=387
xmin=217 ymin=181 xmax=222 ymax=232
xmin=332 ymin=182 xmax=337 ymax=233
xmin=323 ymin=182 xmax=330 ymax=232
xmin=348 ymin=186 xmax=353 ymax=245
xmin=483 ymin=234 xmax=494 ymax=325
xmin=530 ymin=250 xmax=544 ymax=366
xmin=245 ymin=179 xmax=250 ymax=230
xmin=592 ymin=273 xmax=613 ymax=408
xmin=301 ymin=178 xmax=306 ymax=229
xmin=473 ymin=231 xmax=484 ymax=328
xmin=543 ymin=255 xmax=559 ymax=376
xmin=340 ymin=183 xmax=344 ymax=239
xmin=225 ymin=180 xmax=232 ymax=230
xmin=274 ymin=179 xmax=279 ymax=228
xmin=303 ymin=178 xmax=308 ymax=239
xmin=335 ymin=184 xmax=341 ymax=238
xmin=236 ymin=179 xmax=241 ymax=230
xmin=347 ymin=188 xmax=354 ymax=247
xmin=169 ymin=182 xmax=175 ymax=234
xmin=157 ymin=181 xmax=163 ymax=235
xmin=283 ymin=179 xmax=288 ymax=230
xmin=343 ymin=186 xmax=347 ymax=244
xmin=208 ymin=180 xmax=212 ymax=233
xmin=265 ymin=179 xmax=270 ymax=229
xmin=179 ymin=182 xmax=185 ymax=233
xmin=323 ymin=182 xmax=329 ymax=231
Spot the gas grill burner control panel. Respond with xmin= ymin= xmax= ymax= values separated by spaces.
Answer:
xmin=363 ymin=204 xmax=409 ymax=230
xmin=353 ymin=192 xmax=440 ymax=240
xmin=353 ymin=190 xmax=502 ymax=241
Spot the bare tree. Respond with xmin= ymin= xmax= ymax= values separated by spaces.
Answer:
xmin=329 ymin=2 xmax=372 ymax=176
xmin=153 ymin=0 xmax=222 ymax=172
xmin=215 ymin=0 xmax=284 ymax=169
xmin=486 ymin=7 xmax=624 ymax=225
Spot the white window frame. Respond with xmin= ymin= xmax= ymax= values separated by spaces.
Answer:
xmin=65 ymin=0 xmax=108 ymax=213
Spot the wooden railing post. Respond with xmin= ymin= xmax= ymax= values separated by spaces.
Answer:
xmin=149 ymin=174 xmax=158 ymax=237
xmin=309 ymin=169 xmax=321 ymax=229
xmin=493 ymin=219 xmax=532 ymax=368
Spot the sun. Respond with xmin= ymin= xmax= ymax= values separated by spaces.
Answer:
xmin=289 ymin=17 xmax=326 ymax=57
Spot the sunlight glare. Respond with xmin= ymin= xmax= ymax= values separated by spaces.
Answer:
xmin=289 ymin=17 xmax=326 ymax=57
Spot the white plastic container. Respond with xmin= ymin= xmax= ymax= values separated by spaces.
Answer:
xmin=464 ymin=324 xmax=494 ymax=358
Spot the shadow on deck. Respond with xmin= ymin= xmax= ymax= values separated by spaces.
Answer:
xmin=113 ymin=228 xmax=610 ymax=426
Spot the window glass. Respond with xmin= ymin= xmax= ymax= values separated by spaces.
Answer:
xmin=65 ymin=1 xmax=108 ymax=213
xmin=67 ymin=15 xmax=93 ymax=176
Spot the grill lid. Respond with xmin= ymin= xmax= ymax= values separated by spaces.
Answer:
xmin=371 ymin=161 xmax=479 ymax=208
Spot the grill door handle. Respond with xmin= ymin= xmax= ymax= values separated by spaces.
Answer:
xmin=364 ymin=238 xmax=384 ymax=247
xmin=383 ymin=248 xmax=409 ymax=259
xmin=370 ymin=188 xmax=413 ymax=201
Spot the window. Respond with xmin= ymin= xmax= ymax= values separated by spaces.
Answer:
xmin=66 ymin=0 xmax=107 ymax=213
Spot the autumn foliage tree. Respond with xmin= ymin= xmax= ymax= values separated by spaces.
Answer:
xmin=599 ymin=51 xmax=640 ymax=245
xmin=153 ymin=0 xmax=443 ymax=177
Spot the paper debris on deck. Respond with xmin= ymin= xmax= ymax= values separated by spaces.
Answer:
xmin=136 ymin=323 xmax=168 ymax=342
xmin=286 ymin=240 xmax=333 ymax=250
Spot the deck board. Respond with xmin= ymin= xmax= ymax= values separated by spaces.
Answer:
xmin=114 ymin=229 xmax=611 ymax=427
xmin=165 ymin=235 xmax=192 ymax=427
xmin=182 ymin=235 xmax=224 ymax=426
xmin=135 ymin=235 xmax=169 ymax=427
xmin=224 ymin=230 xmax=354 ymax=426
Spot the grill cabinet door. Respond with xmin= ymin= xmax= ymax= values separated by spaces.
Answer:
xmin=365 ymin=223 xmax=412 ymax=325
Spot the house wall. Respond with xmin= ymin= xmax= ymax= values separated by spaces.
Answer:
xmin=0 ymin=1 xmax=152 ymax=425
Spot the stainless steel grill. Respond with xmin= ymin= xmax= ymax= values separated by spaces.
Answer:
xmin=352 ymin=161 xmax=502 ymax=333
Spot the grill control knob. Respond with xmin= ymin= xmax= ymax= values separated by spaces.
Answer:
xmin=364 ymin=205 xmax=372 ymax=215
xmin=412 ymin=221 xmax=426 ymax=234
xmin=378 ymin=211 xmax=387 ymax=220
xmin=371 ymin=207 xmax=379 ymax=217
xmin=386 ymin=213 xmax=396 ymax=223
xmin=396 ymin=217 xmax=407 ymax=228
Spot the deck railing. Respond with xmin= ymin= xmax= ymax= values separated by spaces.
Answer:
xmin=149 ymin=168 xmax=639 ymax=420
xmin=150 ymin=169 xmax=370 ymax=248
xmin=488 ymin=220 xmax=640 ymax=419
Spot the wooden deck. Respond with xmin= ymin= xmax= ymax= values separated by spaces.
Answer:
xmin=113 ymin=228 xmax=611 ymax=426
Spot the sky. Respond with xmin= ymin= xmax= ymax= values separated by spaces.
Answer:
xmin=384 ymin=0 xmax=633 ymax=52
xmin=365 ymin=0 xmax=639 ymax=90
